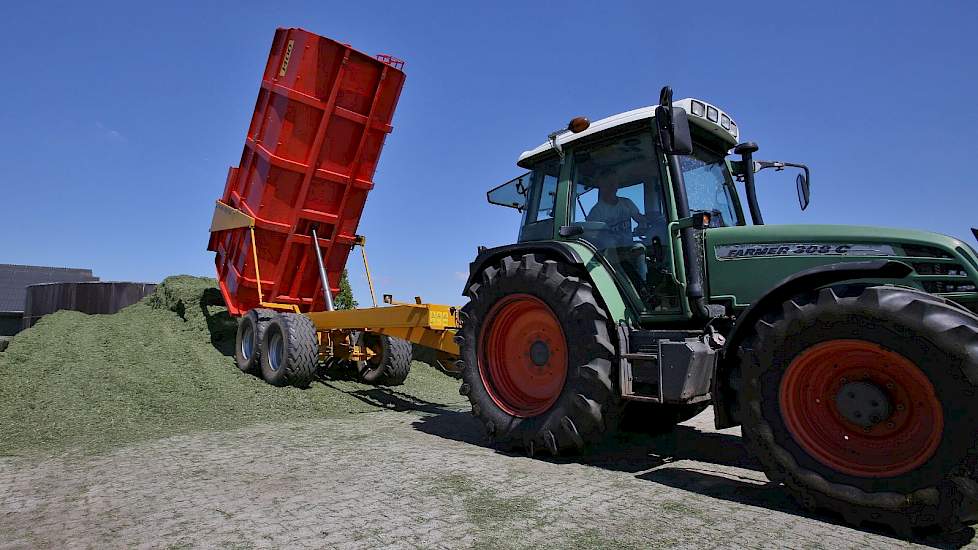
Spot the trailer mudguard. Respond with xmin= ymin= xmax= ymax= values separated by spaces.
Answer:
xmin=712 ymin=259 xmax=914 ymax=429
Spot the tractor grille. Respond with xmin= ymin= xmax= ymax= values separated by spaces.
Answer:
xmin=906 ymin=246 xmax=978 ymax=295
xmin=911 ymin=262 xmax=968 ymax=277
xmin=923 ymin=281 xmax=978 ymax=293
xmin=903 ymin=244 xmax=953 ymax=258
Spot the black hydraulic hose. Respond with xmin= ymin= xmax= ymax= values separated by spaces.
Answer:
xmin=667 ymin=154 xmax=710 ymax=320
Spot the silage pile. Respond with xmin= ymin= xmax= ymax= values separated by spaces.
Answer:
xmin=0 ymin=276 xmax=462 ymax=455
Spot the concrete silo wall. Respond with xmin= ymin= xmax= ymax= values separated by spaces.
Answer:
xmin=23 ymin=282 xmax=157 ymax=330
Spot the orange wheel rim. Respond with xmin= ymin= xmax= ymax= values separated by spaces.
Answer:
xmin=478 ymin=294 xmax=568 ymax=417
xmin=779 ymin=339 xmax=943 ymax=478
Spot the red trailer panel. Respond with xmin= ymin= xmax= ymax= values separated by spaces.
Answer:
xmin=208 ymin=28 xmax=406 ymax=316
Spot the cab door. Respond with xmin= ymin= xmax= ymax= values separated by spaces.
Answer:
xmin=560 ymin=128 xmax=684 ymax=316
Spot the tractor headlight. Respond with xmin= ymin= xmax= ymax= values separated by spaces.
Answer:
xmin=706 ymin=106 xmax=719 ymax=123
xmin=690 ymin=100 xmax=706 ymax=117
xmin=720 ymin=114 xmax=731 ymax=130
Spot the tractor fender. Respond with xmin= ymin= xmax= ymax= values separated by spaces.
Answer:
xmin=462 ymin=242 xmax=584 ymax=295
xmin=712 ymin=259 xmax=914 ymax=429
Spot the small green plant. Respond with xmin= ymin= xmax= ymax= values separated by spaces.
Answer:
xmin=334 ymin=269 xmax=357 ymax=310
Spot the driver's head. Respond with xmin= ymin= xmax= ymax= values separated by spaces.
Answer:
xmin=595 ymin=177 xmax=618 ymax=198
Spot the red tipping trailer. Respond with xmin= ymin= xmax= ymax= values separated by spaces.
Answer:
xmin=208 ymin=27 xmax=406 ymax=316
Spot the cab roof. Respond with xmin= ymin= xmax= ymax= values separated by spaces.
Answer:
xmin=517 ymin=98 xmax=739 ymax=168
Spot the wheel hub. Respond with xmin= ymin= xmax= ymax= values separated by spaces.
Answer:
xmin=268 ymin=331 xmax=283 ymax=372
xmin=241 ymin=322 xmax=254 ymax=361
xmin=835 ymin=381 xmax=891 ymax=428
xmin=779 ymin=339 xmax=943 ymax=477
xmin=478 ymin=294 xmax=568 ymax=417
xmin=529 ymin=340 xmax=551 ymax=367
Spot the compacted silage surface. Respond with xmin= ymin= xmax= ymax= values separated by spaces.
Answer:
xmin=0 ymin=276 xmax=463 ymax=456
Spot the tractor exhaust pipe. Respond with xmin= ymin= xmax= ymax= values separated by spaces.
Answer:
xmin=734 ymin=142 xmax=764 ymax=225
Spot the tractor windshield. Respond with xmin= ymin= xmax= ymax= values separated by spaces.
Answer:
xmin=681 ymin=148 xmax=740 ymax=227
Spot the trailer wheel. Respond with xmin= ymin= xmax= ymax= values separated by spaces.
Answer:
xmin=740 ymin=285 xmax=978 ymax=534
xmin=260 ymin=313 xmax=318 ymax=388
xmin=620 ymin=402 xmax=708 ymax=434
xmin=235 ymin=308 xmax=274 ymax=374
xmin=355 ymin=333 xmax=412 ymax=386
xmin=458 ymin=253 xmax=620 ymax=455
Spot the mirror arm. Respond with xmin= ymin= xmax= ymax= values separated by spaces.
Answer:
xmin=755 ymin=160 xmax=810 ymax=183
xmin=782 ymin=162 xmax=811 ymax=187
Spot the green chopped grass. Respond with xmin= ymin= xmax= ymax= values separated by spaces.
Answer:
xmin=0 ymin=275 xmax=463 ymax=456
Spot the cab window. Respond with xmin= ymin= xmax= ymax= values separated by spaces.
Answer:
xmin=681 ymin=148 xmax=740 ymax=227
xmin=519 ymin=157 xmax=560 ymax=241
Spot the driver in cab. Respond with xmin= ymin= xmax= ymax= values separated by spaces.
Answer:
xmin=586 ymin=178 xmax=648 ymax=248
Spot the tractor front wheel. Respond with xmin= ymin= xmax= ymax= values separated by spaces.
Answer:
xmin=741 ymin=285 xmax=978 ymax=534
xmin=459 ymin=254 xmax=619 ymax=455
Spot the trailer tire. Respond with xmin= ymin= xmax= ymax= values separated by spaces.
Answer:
xmin=235 ymin=308 xmax=274 ymax=374
xmin=458 ymin=253 xmax=620 ymax=455
xmin=260 ymin=313 xmax=318 ymax=388
xmin=620 ymin=402 xmax=708 ymax=434
xmin=740 ymin=285 xmax=978 ymax=534
xmin=355 ymin=333 xmax=412 ymax=386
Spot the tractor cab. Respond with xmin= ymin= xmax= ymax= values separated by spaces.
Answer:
xmin=488 ymin=96 xmax=806 ymax=319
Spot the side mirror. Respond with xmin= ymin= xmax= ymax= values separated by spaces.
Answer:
xmin=655 ymin=86 xmax=693 ymax=155
xmin=796 ymin=173 xmax=811 ymax=211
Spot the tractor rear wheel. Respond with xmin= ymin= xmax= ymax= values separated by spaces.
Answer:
xmin=235 ymin=308 xmax=274 ymax=374
xmin=260 ymin=313 xmax=318 ymax=388
xmin=740 ymin=285 xmax=978 ymax=534
xmin=458 ymin=254 xmax=619 ymax=455
xmin=620 ymin=402 xmax=709 ymax=434
xmin=355 ymin=332 xmax=412 ymax=386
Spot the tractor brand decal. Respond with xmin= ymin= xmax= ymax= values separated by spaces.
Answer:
xmin=278 ymin=39 xmax=295 ymax=77
xmin=715 ymin=243 xmax=897 ymax=260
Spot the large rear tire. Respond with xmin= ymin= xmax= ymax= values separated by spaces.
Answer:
xmin=355 ymin=333 xmax=412 ymax=386
xmin=740 ymin=285 xmax=978 ymax=534
xmin=260 ymin=313 xmax=318 ymax=388
xmin=235 ymin=308 xmax=274 ymax=374
xmin=458 ymin=254 xmax=620 ymax=455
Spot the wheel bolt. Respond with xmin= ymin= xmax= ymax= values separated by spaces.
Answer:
xmin=886 ymin=382 xmax=895 ymax=389
xmin=896 ymin=403 xmax=905 ymax=411
xmin=886 ymin=421 xmax=895 ymax=428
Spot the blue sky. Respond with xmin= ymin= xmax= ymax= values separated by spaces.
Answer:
xmin=1 ymin=1 xmax=976 ymax=306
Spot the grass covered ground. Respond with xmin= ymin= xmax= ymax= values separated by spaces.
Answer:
xmin=0 ymin=276 xmax=464 ymax=456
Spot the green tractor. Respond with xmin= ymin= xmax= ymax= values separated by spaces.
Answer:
xmin=458 ymin=86 xmax=978 ymax=534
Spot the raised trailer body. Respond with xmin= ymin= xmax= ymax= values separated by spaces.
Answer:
xmin=208 ymin=27 xmax=407 ymax=316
